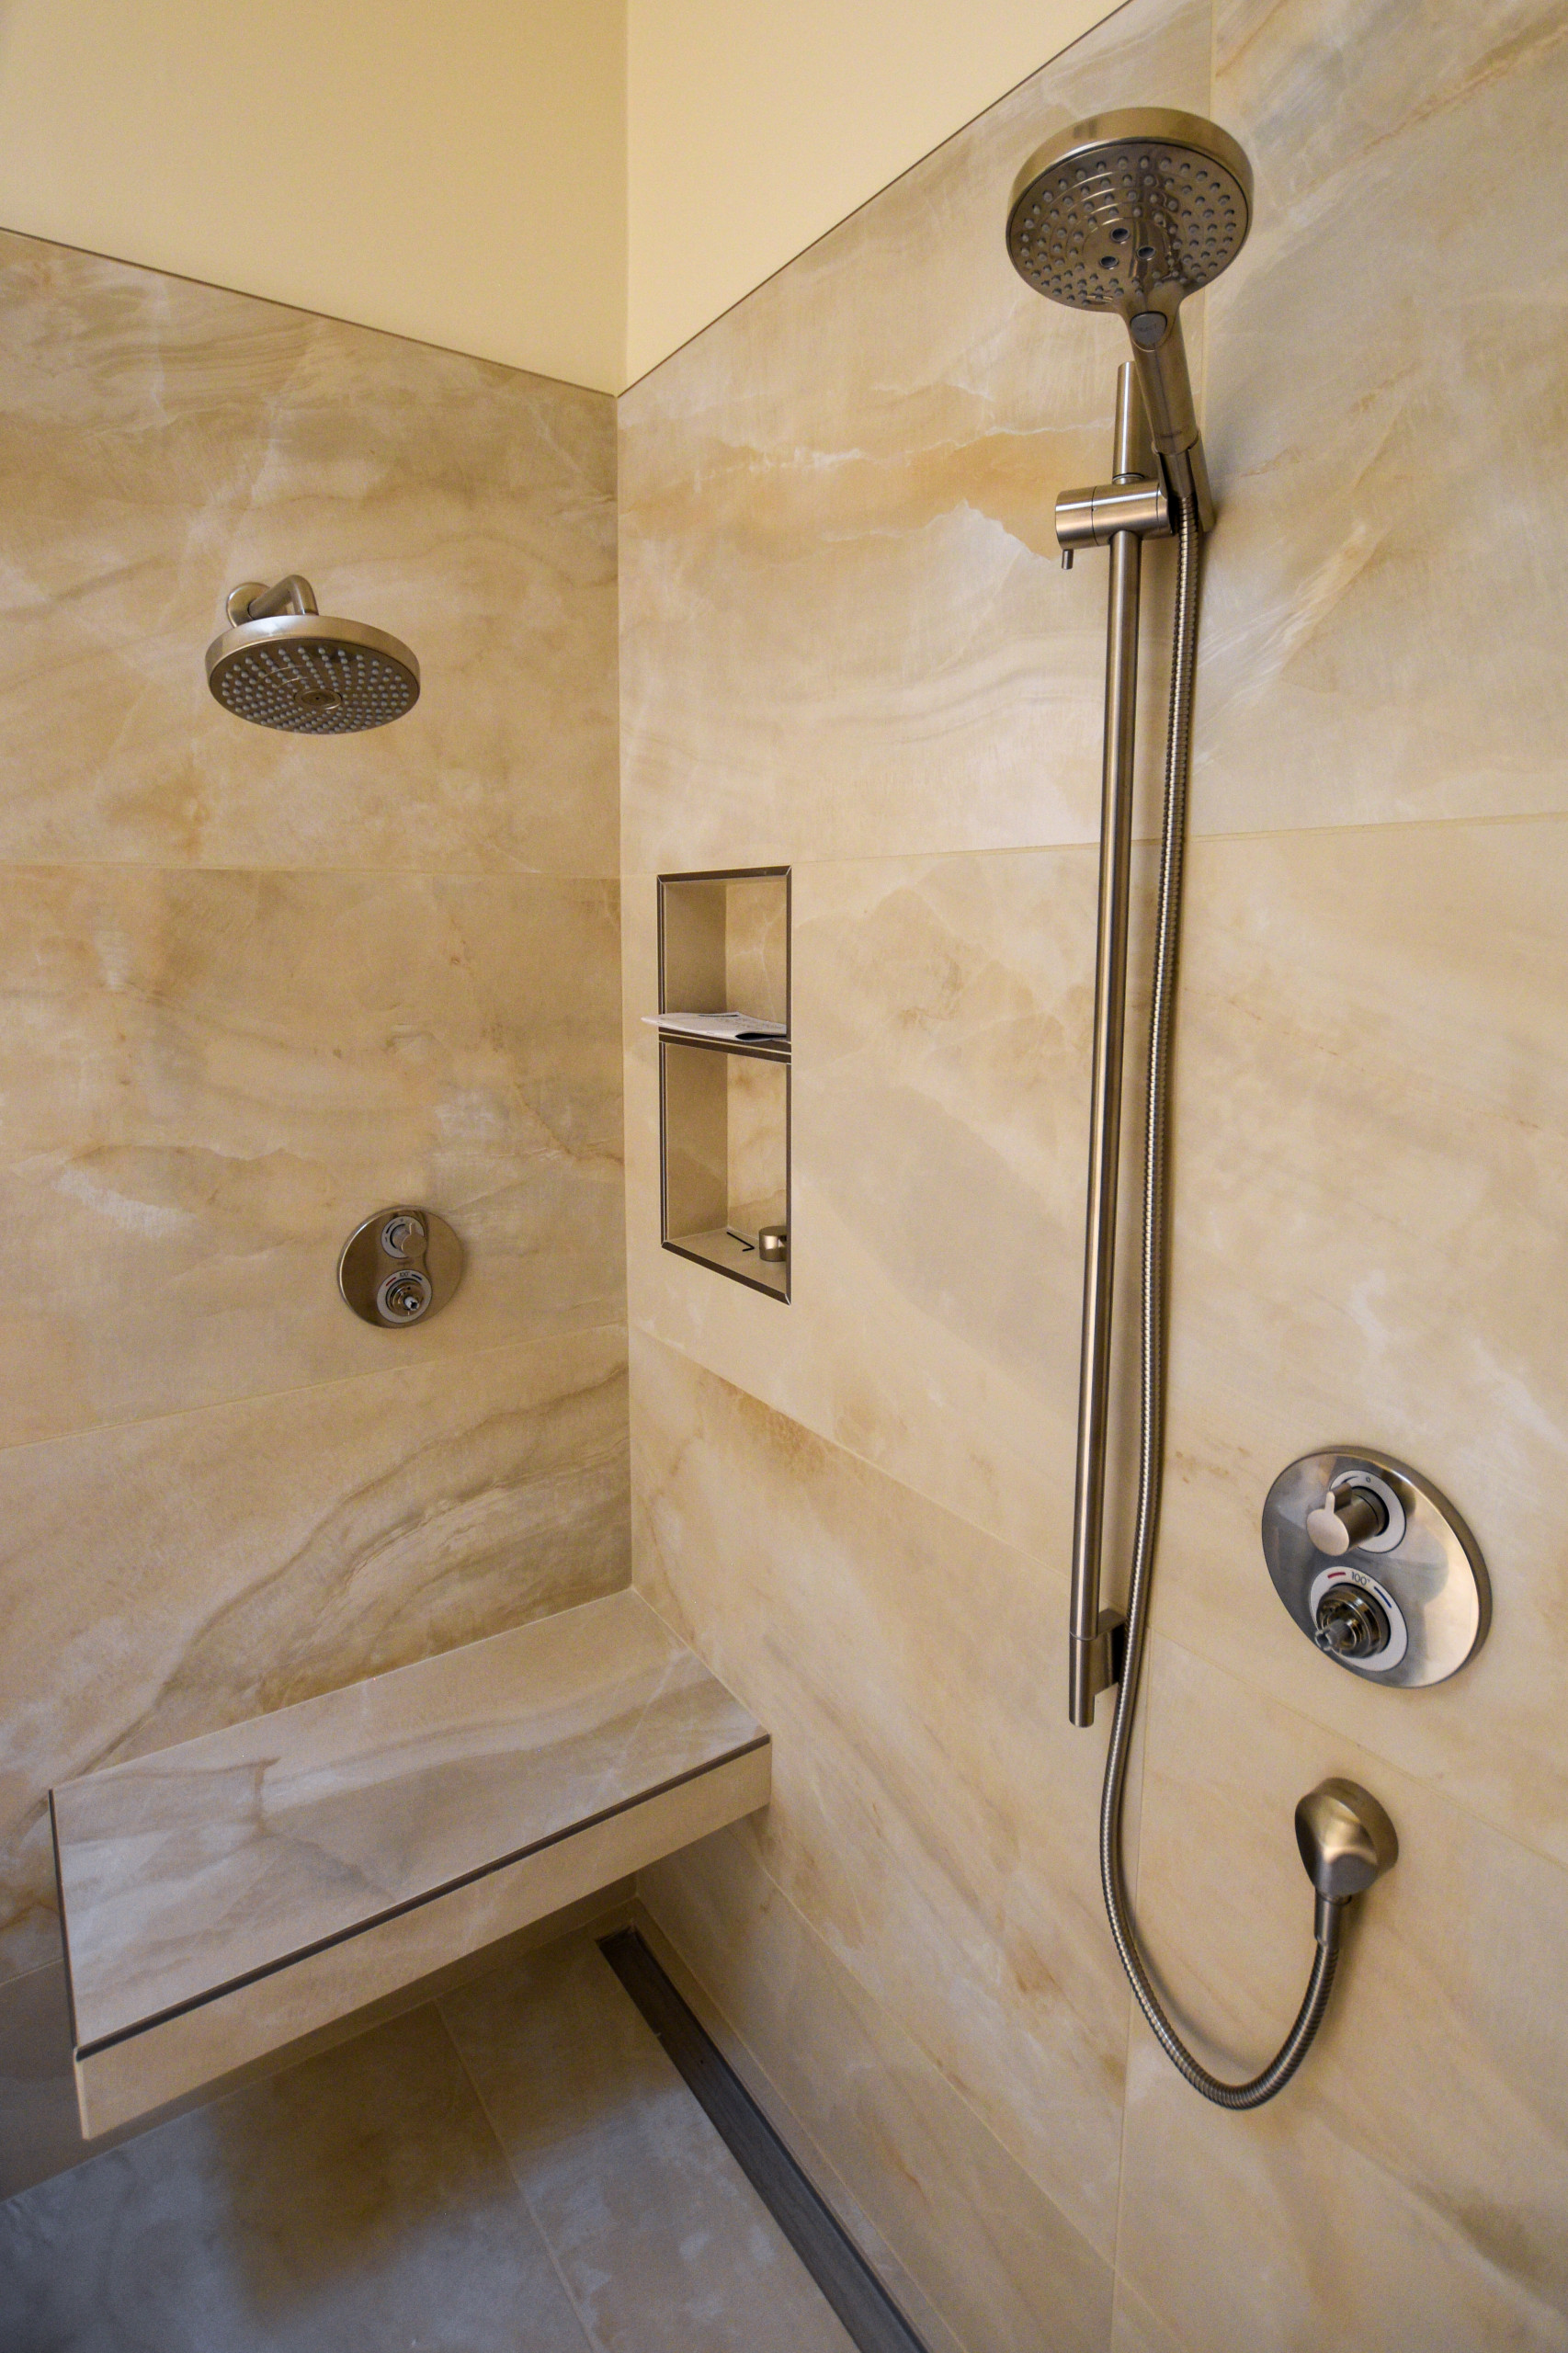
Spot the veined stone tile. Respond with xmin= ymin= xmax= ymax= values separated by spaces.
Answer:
xmin=441 ymin=1933 xmax=857 ymax=2353
xmin=1193 ymin=0 xmax=1568 ymax=838
xmin=618 ymin=0 xmax=1210 ymax=873
xmin=0 ymin=1961 xmax=80 ymax=2201
xmin=626 ymin=846 xmax=1156 ymax=1563
xmin=1109 ymin=2279 xmax=1196 ymax=2353
xmin=1117 ymin=1636 xmax=1568 ymax=2351
xmin=1147 ymin=816 xmax=1568 ymax=1870
xmin=53 ymin=1591 xmax=761 ymax=2055
xmin=0 ymin=2005 xmax=594 ymax=2353
xmin=0 ymin=863 xmax=623 ymax=1442
xmin=630 ymin=1328 xmax=1133 ymax=2266
xmin=0 ymin=230 xmax=618 ymax=878
xmin=640 ymin=1826 xmax=1116 ymax=2353
xmin=0 ymin=1324 xmax=630 ymax=1983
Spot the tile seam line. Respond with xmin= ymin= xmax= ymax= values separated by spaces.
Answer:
xmin=0 ymin=1317 xmax=631 ymax=1468
xmin=619 ymin=0 xmax=1145 ymax=392
xmin=628 ymin=1898 xmax=983 ymax=2353
xmin=435 ymin=2003 xmax=605 ymax=2353
xmin=69 ymin=1734 xmax=770 ymax=2058
xmin=618 ymin=801 xmax=1568 ymax=885
xmin=690 ymin=1831 xmax=1119 ymax=2288
xmin=626 ymin=1316 xmax=1036 ymax=1563
xmin=0 ymin=858 xmax=623 ymax=883
xmin=1150 ymin=1623 xmax=1568 ymax=1908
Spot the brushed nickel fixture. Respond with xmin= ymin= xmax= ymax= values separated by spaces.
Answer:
xmin=1008 ymin=108 xmax=1404 ymax=2109
xmin=1264 ymin=1449 xmax=1491 ymax=1685
xmin=337 ymin=1206 xmax=463 ymax=1328
xmin=206 ymin=576 xmax=420 ymax=733
xmin=757 ymin=1223 xmax=789 ymax=1265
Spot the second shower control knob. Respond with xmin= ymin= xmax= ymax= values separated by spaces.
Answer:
xmin=1313 ymin=1585 xmax=1391 ymax=1661
xmin=378 ymin=1268 xmax=433 ymax=1323
xmin=338 ymin=1205 xmax=464 ymax=1330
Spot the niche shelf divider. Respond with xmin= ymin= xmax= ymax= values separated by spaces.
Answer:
xmin=655 ymin=867 xmax=791 ymax=1302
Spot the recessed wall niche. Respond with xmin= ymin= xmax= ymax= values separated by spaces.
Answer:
xmin=654 ymin=869 xmax=790 ymax=1301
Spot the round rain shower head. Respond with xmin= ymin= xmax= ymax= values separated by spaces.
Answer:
xmin=205 ymin=576 xmax=420 ymax=735
xmin=1006 ymin=107 xmax=1252 ymax=315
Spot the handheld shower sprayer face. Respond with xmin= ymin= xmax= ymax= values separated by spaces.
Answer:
xmin=1006 ymin=108 xmax=1253 ymax=521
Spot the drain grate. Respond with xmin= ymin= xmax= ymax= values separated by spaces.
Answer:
xmin=599 ymin=1928 xmax=931 ymax=2353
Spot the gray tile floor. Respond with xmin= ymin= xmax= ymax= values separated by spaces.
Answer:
xmin=0 ymin=1932 xmax=857 ymax=2352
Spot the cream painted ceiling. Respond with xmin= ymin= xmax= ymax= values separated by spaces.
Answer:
xmin=0 ymin=0 xmax=1119 ymax=392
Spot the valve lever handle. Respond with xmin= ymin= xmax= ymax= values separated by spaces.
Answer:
xmin=1306 ymin=1485 xmax=1387 ymax=1556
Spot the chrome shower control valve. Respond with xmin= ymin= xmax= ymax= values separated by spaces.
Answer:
xmin=1313 ymin=1583 xmax=1390 ymax=1660
xmin=338 ymin=1205 xmax=463 ymax=1330
xmin=1263 ymin=1449 xmax=1489 ymax=1687
xmin=381 ymin=1212 xmax=426 ymax=1258
xmin=377 ymin=1268 xmax=432 ymax=1322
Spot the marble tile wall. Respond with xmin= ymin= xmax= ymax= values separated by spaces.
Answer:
xmin=0 ymin=223 xmax=629 ymax=2084
xmin=619 ymin=0 xmax=1568 ymax=2343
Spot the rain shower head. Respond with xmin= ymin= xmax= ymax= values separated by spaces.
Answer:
xmin=1006 ymin=108 xmax=1253 ymax=517
xmin=205 ymin=576 xmax=420 ymax=734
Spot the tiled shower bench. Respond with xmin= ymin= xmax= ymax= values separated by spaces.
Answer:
xmin=49 ymin=1590 xmax=769 ymax=2137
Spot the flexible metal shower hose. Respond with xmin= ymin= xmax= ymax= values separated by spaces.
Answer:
xmin=1096 ymin=493 xmax=1340 ymax=2109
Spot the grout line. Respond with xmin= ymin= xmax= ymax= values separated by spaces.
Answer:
xmin=626 ymin=1317 xmax=1033 ymax=1566
xmin=627 ymin=1897 xmax=971 ymax=2353
xmin=642 ymin=1827 xmax=1116 ymax=2304
xmin=434 ymin=2005 xmax=605 ymax=2353
xmin=1149 ymin=1620 xmax=1568 ymax=1915
xmin=599 ymin=1926 xmax=931 ymax=2353
xmin=619 ymin=0 xmax=1144 ymax=394
xmin=0 ymin=857 xmax=621 ymax=885
xmin=618 ymin=801 xmax=1568 ymax=889
xmin=0 ymin=1318 xmax=631 ymax=1471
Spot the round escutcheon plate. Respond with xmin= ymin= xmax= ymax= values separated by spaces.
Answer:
xmin=1261 ymin=1449 xmax=1489 ymax=1688
xmin=338 ymin=1205 xmax=464 ymax=1329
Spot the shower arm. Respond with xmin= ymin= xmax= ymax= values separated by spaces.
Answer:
xmin=1063 ymin=363 xmax=1176 ymax=1728
xmin=224 ymin=575 xmax=320 ymax=628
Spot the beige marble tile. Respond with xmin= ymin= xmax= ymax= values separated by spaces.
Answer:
xmin=0 ymin=862 xmax=623 ymax=1444
xmin=1109 ymin=2279 xmax=1196 ymax=2353
xmin=73 ymin=1747 xmax=766 ymax=2137
xmin=0 ymin=1887 xmax=639 ymax=2203
xmin=626 ymin=846 xmax=1158 ymax=1561
xmin=1115 ymin=1636 xmax=1568 ymax=2351
xmin=441 ymin=1932 xmax=857 ymax=2353
xmin=0 ymin=2005 xmax=595 ymax=2351
xmin=0 ymin=1324 xmax=630 ymax=1983
xmin=631 ymin=1902 xmax=971 ymax=2353
xmin=1141 ymin=816 xmax=1568 ymax=1870
xmin=630 ymin=1326 xmax=1132 ymax=2266
xmin=0 ymin=1959 xmax=80 ymax=2200
xmin=641 ymin=1826 xmax=1116 ymax=2353
xmin=1193 ymin=0 xmax=1568 ymax=838
xmin=55 ymin=1590 xmax=763 ymax=2052
xmin=618 ymin=0 xmax=1210 ymax=874
xmin=0 ymin=230 xmax=618 ymax=877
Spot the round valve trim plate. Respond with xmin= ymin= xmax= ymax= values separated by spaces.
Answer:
xmin=338 ymin=1205 xmax=464 ymax=1330
xmin=1262 ymin=1448 xmax=1490 ymax=1688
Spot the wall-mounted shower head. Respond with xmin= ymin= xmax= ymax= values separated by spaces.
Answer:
xmin=1006 ymin=108 xmax=1253 ymax=521
xmin=205 ymin=576 xmax=420 ymax=734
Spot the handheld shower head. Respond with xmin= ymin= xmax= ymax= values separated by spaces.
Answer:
xmin=1006 ymin=108 xmax=1253 ymax=520
xmin=205 ymin=576 xmax=420 ymax=734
